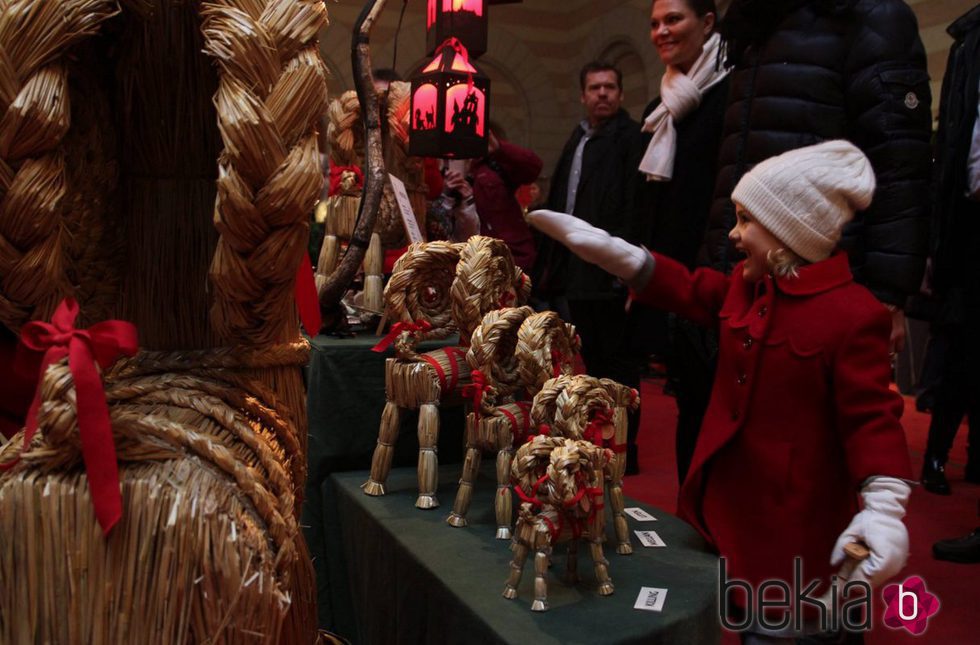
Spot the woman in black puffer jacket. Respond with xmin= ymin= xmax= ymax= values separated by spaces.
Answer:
xmin=701 ymin=0 xmax=932 ymax=336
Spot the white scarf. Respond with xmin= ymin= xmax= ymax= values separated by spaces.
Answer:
xmin=639 ymin=32 xmax=728 ymax=182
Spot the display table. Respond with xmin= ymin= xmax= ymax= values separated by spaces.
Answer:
xmin=333 ymin=465 xmax=721 ymax=645
xmin=302 ymin=333 xmax=466 ymax=637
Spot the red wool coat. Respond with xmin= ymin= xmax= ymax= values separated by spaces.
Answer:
xmin=635 ymin=252 xmax=912 ymax=595
xmin=470 ymin=140 xmax=542 ymax=271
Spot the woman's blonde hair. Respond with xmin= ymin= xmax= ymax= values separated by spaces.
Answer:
xmin=766 ymin=247 xmax=806 ymax=279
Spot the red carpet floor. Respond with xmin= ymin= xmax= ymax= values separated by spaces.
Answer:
xmin=624 ymin=378 xmax=977 ymax=644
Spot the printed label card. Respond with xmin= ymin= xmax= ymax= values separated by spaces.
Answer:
xmin=634 ymin=529 xmax=667 ymax=548
xmin=624 ymin=507 xmax=657 ymax=522
xmin=634 ymin=587 xmax=668 ymax=612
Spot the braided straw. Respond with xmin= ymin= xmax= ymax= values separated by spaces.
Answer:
xmin=384 ymin=240 xmax=461 ymax=357
xmin=450 ymin=236 xmax=529 ymax=345
xmin=203 ymin=0 xmax=329 ymax=346
xmin=530 ymin=374 xmax=614 ymax=440
xmin=0 ymin=0 xmax=118 ymax=333
xmin=326 ymin=91 xmax=361 ymax=166
xmin=511 ymin=434 xmax=564 ymax=500
xmin=465 ymin=305 xmax=534 ymax=412
xmin=516 ymin=310 xmax=581 ymax=393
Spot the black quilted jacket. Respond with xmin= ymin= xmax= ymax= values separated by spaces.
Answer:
xmin=700 ymin=0 xmax=933 ymax=306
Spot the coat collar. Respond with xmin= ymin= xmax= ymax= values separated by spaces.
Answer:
xmin=949 ymin=4 xmax=980 ymax=40
xmin=720 ymin=252 xmax=853 ymax=333
xmin=772 ymin=252 xmax=853 ymax=296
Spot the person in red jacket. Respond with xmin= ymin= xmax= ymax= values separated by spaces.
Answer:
xmin=529 ymin=141 xmax=913 ymax=641
xmin=442 ymin=123 xmax=542 ymax=271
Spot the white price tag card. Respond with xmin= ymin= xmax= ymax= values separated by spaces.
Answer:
xmin=634 ymin=530 xmax=666 ymax=548
xmin=634 ymin=587 xmax=668 ymax=612
xmin=624 ymin=507 xmax=657 ymax=521
xmin=388 ymin=174 xmax=424 ymax=243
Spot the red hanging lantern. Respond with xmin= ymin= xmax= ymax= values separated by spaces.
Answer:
xmin=409 ymin=38 xmax=490 ymax=159
xmin=426 ymin=0 xmax=488 ymax=59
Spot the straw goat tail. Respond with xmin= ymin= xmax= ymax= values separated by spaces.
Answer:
xmin=203 ymin=0 xmax=330 ymax=345
xmin=0 ymin=0 xmax=118 ymax=333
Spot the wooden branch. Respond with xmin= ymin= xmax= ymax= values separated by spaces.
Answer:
xmin=317 ymin=0 xmax=389 ymax=321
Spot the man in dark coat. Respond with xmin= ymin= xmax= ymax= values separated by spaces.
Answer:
xmin=532 ymin=61 xmax=646 ymax=472
xmin=701 ymin=0 xmax=933 ymax=350
xmin=919 ymin=4 xmax=980 ymax=499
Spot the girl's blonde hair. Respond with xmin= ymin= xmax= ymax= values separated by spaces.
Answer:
xmin=766 ymin=247 xmax=805 ymax=279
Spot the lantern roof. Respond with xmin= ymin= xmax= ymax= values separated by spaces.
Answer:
xmin=422 ymin=38 xmax=478 ymax=74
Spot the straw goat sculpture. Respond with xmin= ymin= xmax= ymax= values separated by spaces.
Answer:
xmin=363 ymin=236 xmax=531 ymax=508
xmin=504 ymin=435 xmax=615 ymax=612
xmin=530 ymin=374 xmax=640 ymax=554
xmin=446 ymin=309 xmax=580 ymax=538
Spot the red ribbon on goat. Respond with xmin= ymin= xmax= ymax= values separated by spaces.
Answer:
xmin=550 ymin=349 xmax=565 ymax=378
xmin=294 ymin=259 xmax=322 ymax=336
xmin=1 ymin=298 xmax=138 ymax=536
xmin=461 ymin=369 xmax=489 ymax=419
xmin=328 ymin=164 xmax=364 ymax=196
xmin=583 ymin=407 xmax=614 ymax=446
xmin=372 ymin=320 xmax=433 ymax=353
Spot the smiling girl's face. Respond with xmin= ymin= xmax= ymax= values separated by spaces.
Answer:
xmin=728 ymin=204 xmax=783 ymax=282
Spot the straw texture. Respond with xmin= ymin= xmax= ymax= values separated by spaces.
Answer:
xmin=204 ymin=0 xmax=329 ymax=347
xmin=451 ymin=236 xmax=530 ymax=346
xmin=0 ymin=0 xmax=118 ymax=332
xmin=515 ymin=311 xmax=581 ymax=392
xmin=384 ymin=240 xmax=461 ymax=359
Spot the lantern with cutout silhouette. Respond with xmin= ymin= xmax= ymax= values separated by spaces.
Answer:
xmin=427 ymin=0 xmax=488 ymax=59
xmin=409 ymin=38 xmax=490 ymax=159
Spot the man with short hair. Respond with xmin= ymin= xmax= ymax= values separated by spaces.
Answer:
xmin=533 ymin=61 xmax=646 ymax=472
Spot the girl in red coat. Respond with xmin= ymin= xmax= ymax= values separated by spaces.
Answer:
xmin=529 ymin=140 xmax=913 ymax=642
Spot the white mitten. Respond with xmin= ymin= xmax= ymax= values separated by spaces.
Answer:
xmin=527 ymin=209 xmax=651 ymax=285
xmin=830 ymin=476 xmax=910 ymax=588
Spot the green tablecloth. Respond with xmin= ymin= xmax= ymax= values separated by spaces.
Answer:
xmin=333 ymin=465 xmax=721 ymax=645
xmin=302 ymin=333 xmax=466 ymax=637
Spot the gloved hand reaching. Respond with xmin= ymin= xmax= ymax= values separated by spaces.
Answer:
xmin=830 ymin=476 xmax=911 ymax=588
xmin=527 ymin=209 xmax=652 ymax=288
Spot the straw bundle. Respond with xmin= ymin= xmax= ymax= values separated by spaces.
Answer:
xmin=447 ymin=305 xmax=534 ymax=538
xmin=0 ymin=0 xmax=119 ymax=333
xmin=450 ymin=236 xmax=531 ymax=345
xmin=598 ymin=378 xmax=640 ymax=554
xmin=0 ymin=341 xmax=316 ymax=643
xmin=503 ymin=436 xmax=613 ymax=612
xmin=515 ymin=311 xmax=580 ymax=392
xmin=204 ymin=0 xmax=329 ymax=347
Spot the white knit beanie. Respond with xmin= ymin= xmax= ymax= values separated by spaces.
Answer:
xmin=730 ymin=140 xmax=876 ymax=263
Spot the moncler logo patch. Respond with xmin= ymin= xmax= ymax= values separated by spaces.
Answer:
xmin=904 ymin=92 xmax=920 ymax=110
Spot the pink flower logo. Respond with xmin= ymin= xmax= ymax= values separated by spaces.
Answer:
xmin=882 ymin=576 xmax=940 ymax=635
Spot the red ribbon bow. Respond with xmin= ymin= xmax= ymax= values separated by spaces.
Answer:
xmin=372 ymin=320 xmax=433 ymax=353
xmin=462 ymin=369 xmax=489 ymax=419
xmin=1 ymin=298 xmax=138 ymax=536
xmin=328 ymin=164 xmax=364 ymax=196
